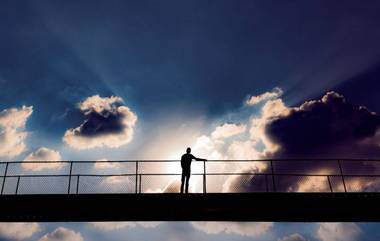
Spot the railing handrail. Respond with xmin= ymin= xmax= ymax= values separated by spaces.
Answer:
xmin=1 ymin=158 xmax=380 ymax=164
xmin=3 ymin=173 xmax=380 ymax=178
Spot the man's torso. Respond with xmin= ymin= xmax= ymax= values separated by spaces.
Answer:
xmin=181 ymin=153 xmax=195 ymax=172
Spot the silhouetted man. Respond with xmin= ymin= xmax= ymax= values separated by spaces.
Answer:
xmin=180 ymin=147 xmax=207 ymax=193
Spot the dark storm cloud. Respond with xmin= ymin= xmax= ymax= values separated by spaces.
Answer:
xmin=73 ymin=110 xmax=125 ymax=137
xmin=63 ymin=96 xmax=137 ymax=149
xmin=265 ymin=91 xmax=380 ymax=158
xmin=227 ymin=92 xmax=380 ymax=192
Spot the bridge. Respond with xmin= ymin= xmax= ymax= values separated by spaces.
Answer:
xmin=1 ymin=159 xmax=380 ymax=222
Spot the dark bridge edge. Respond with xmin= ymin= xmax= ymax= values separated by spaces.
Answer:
xmin=1 ymin=193 xmax=380 ymax=222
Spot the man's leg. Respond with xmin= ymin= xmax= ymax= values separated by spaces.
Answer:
xmin=180 ymin=172 xmax=185 ymax=193
xmin=185 ymin=174 xmax=190 ymax=193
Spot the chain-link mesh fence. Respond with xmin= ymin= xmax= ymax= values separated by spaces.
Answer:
xmin=77 ymin=175 xmax=136 ymax=194
xmin=1 ymin=160 xmax=380 ymax=194
xmin=16 ymin=176 xmax=69 ymax=194
xmin=206 ymin=174 xmax=273 ymax=193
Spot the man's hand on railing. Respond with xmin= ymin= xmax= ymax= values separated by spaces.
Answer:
xmin=196 ymin=158 xmax=207 ymax=161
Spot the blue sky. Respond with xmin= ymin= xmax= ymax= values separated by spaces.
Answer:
xmin=1 ymin=0 xmax=380 ymax=240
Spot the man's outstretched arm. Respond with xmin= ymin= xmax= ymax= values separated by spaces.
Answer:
xmin=195 ymin=157 xmax=207 ymax=161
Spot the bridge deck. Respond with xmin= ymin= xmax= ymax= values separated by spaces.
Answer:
xmin=1 ymin=193 xmax=380 ymax=222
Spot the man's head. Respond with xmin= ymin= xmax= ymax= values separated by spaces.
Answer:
xmin=186 ymin=147 xmax=191 ymax=154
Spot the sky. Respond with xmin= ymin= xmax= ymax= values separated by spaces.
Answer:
xmin=1 ymin=0 xmax=380 ymax=240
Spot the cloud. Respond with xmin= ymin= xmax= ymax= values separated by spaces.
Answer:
xmin=193 ymin=127 xmax=257 ymax=161
xmin=0 ymin=106 xmax=33 ymax=129
xmin=190 ymin=88 xmax=286 ymax=162
xmin=90 ymin=222 xmax=160 ymax=231
xmin=211 ymin=123 xmax=246 ymax=139
xmin=278 ymin=233 xmax=307 ymax=241
xmin=222 ymin=168 xmax=267 ymax=193
xmin=226 ymin=140 xmax=260 ymax=160
xmin=227 ymin=91 xmax=380 ymax=192
xmin=146 ymin=180 xmax=183 ymax=193
xmin=361 ymin=180 xmax=380 ymax=192
xmin=250 ymin=98 xmax=289 ymax=154
xmin=38 ymin=227 xmax=83 ymax=241
xmin=0 ymin=223 xmax=40 ymax=240
xmin=0 ymin=106 xmax=33 ymax=158
xmin=22 ymin=147 xmax=63 ymax=171
xmin=191 ymin=123 xmax=266 ymax=192
xmin=191 ymin=222 xmax=273 ymax=237
xmin=264 ymin=91 xmax=380 ymax=158
xmin=93 ymin=158 xmax=121 ymax=169
xmin=63 ymin=95 xmax=137 ymax=149
xmin=261 ymin=91 xmax=380 ymax=191
xmin=190 ymin=119 xmax=271 ymax=192
xmin=101 ymin=176 xmax=131 ymax=185
xmin=0 ymin=128 xmax=29 ymax=158
xmin=246 ymin=87 xmax=283 ymax=106
xmin=162 ymin=180 xmax=182 ymax=193
xmin=317 ymin=223 xmax=361 ymax=241
xmin=193 ymin=135 xmax=225 ymax=160
xmin=291 ymin=175 xmax=330 ymax=192
xmin=97 ymin=175 xmax=135 ymax=193
xmin=79 ymin=95 xmax=123 ymax=113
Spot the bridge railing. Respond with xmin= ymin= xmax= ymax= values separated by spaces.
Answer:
xmin=0 ymin=159 xmax=380 ymax=194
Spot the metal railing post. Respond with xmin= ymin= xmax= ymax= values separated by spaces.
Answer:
xmin=203 ymin=161 xmax=207 ymax=194
xmin=76 ymin=175 xmax=80 ymax=194
xmin=327 ymin=176 xmax=333 ymax=192
xmin=337 ymin=160 xmax=347 ymax=193
xmin=270 ymin=160 xmax=276 ymax=192
xmin=15 ymin=176 xmax=20 ymax=195
xmin=1 ymin=162 xmax=9 ymax=195
xmin=139 ymin=174 xmax=142 ymax=193
xmin=67 ymin=161 xmax=73 ymax=194
xmin=135 ymin=161 xmax=139 ymax=194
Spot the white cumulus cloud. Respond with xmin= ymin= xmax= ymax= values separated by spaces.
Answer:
xmin=0 ymin=106 xmax=33 ymax=158
xmin=0 ymin=223 xmax=40 ymax=240
xmin=93 ymin=158 xmax=121 ymax=169
xmin=145 ymin=180 xmax=184 ymax=193
xmin=278 ymin=233 xmax=308 ymax=241
xmin=90 ymin=222 xmax=160 ymax=231
xmin=250 ymin=98 xmax=289 ymax=155
xmin=246 ymin=87 xmax=283 ymax=106
xmin=317 ymin=223 xmax=361 ymax=241
xmin=191 ymin=222 xmax=273 ymax=237
xmin=211 ymin=123 xmax=246 ymax=139
xmin=38 ymin=227 xmax=83 ymax=241
xmin=79 ymin=95 xmax=123 ymax=113
xmin=0 ymin=105 xmax=33 ymax=129
xmin=22 ymin=147 xmax=63 ymax=171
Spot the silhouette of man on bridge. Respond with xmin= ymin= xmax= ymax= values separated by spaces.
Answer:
xmin=180 ymin=147 xmax=207 ymax=193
